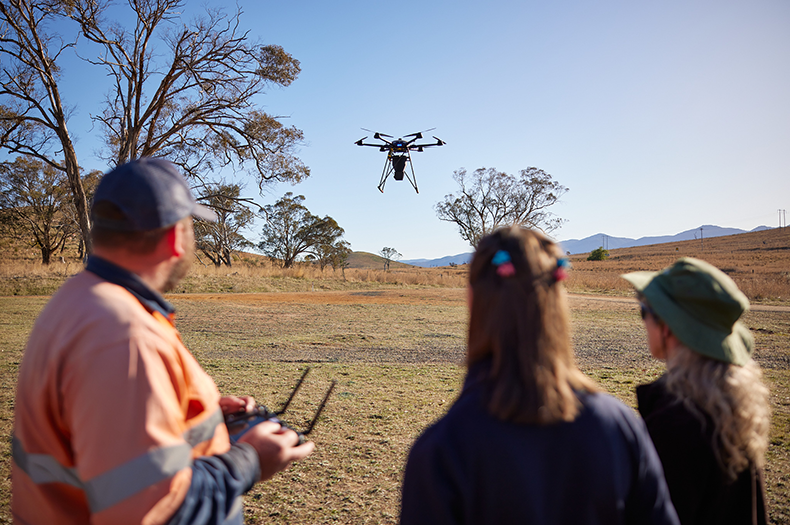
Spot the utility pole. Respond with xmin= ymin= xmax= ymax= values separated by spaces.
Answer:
xmin=780 ymin=209 xmax=787 ymax=228
xmin=700 ymin=226 xmax=704 ymax=251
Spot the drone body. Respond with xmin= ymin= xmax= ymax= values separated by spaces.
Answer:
xmin=355 ymin=129 xmax=445 ymax=193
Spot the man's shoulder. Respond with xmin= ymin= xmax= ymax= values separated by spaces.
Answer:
xmin=39 ymin=271 xmax=162 ymax=338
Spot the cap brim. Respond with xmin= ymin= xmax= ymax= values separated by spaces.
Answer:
xmin=193 ymin=203 xmax=217 ymax=222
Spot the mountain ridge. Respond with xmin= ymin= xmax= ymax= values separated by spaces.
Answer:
xmin=401 ymin=225 xmax=774 ymax=267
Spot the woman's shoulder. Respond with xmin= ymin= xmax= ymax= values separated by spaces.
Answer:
xmin=577 ymin=390 xmax=641 ymax=422
xmin=573 ymin=391 xmax=663 ymax=448
xmin=636 ymin=377 xmax=709 ymax=434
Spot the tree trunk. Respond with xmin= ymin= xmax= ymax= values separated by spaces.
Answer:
xmin=56 ymin=101 xmax=92 ymax=257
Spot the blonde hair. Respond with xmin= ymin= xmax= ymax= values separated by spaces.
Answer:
xmin=467 ymin=226 xmax=598 ymax=425
xmin=665 ymin=345 xmax=770 ymax=480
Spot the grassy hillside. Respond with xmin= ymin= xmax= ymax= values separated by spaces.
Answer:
xmin=566 ymin=227 xmax=790 ymax=303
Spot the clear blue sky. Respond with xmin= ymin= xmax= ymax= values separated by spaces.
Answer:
xmin=57 ymin=0 xmax=790 ymax=259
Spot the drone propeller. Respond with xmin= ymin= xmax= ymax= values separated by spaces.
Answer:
xmin=360 ymin=128 xmax=394 ymax=140
xmin=403 ymin=128 xmax=436 ymax=139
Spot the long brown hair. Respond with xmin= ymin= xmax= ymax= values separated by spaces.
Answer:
xmin=467 ymin=226 xmax=597 ymax=425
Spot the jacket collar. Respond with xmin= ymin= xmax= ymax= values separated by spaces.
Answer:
xmin=86 ymin=255 xmax=175 ymax=320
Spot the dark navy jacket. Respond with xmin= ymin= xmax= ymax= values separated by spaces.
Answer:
xmin=401 ymin=361 xmax=679 ymax=525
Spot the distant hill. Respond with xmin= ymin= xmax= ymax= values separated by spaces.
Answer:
xmin=402 ymin=253 xmax=472 ymax=268
xmin=398 ymin=225 xmax=776 ymax=266
xmin=346 ymin=251 xmax=415 ymax=270
xmin=558 ymin=225 xmax=773 ymax=255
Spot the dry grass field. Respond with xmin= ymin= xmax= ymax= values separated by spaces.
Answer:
xmin=0 ymin=228 xmax=788 ymax=523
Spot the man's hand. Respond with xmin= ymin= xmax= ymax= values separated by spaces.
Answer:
xmin=219 ymin=395 xmax=256 ymax=416
xmin=238 ymin=421 xmax=315 ymax=481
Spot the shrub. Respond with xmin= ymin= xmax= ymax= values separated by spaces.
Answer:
xmin=587 ymin=247 xmax=610 ymax=261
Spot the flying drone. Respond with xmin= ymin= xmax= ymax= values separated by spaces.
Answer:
xmin=355 ymin=128 xmax=445 ymax=193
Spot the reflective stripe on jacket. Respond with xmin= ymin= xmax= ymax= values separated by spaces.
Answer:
xmin=13 ymin=271 xmax=232 ymax=524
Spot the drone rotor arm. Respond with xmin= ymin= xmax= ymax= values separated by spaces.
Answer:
xmin=409 ymin=136 xmax=446 ymax=148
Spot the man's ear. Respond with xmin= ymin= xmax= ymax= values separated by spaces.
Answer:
xmin=163 ymin=223 xmax=186 ymax=258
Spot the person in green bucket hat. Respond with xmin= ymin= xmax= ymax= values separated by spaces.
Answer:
xmin=622 ymin=257 xmax=771 ymax=525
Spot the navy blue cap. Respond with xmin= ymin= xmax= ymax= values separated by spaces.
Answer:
xmin=91 ymin=158 xmax=216 ymax=231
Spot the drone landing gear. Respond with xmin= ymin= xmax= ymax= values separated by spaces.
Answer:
xmin=378 ymin=152 xmax=419 ymax=194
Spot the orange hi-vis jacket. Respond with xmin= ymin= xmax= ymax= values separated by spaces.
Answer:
xmin=13 ymin=270 xmax=234 ymax=524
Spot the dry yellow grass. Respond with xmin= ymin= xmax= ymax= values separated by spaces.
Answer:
xmin=0 ymin=250 xmax=468 ymax=295
xmin=0 ymin=227 xmax=787 ymax=303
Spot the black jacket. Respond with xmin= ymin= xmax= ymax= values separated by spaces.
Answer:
xmin=637 ymin=376 xmax=767 ymax=525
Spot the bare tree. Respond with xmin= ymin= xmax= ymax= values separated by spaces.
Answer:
xmin=1 ymin=0 xmax=309 ymax=253
xmin=0 ymin=0 xmax=93 ymax=252
xmin=379 ymin=247 xmax=401 ymax=271
xmin=0 ymin=156 xmax=74 ymax=264
xmin=194 ymin=183 xmax=254 ymax=267
xmin=435 ymin=167 xmax=568 ymax=247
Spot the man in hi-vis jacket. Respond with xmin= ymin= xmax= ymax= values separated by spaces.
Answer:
xmin=12 ymin=158 xmax=314 ymax=524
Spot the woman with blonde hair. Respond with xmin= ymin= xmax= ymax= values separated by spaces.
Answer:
xmin=623 ymin=257 xmax=771 ymax=525
xmin=400 ymin=227 xmax=679 ymax=524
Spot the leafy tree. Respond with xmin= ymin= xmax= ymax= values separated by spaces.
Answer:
xmin=379 ymin=247 xmax=402 ymax=271
xmin=587 ymin=247 xmax=609 ymax=261
xmin=194 ymin=183 xmax=254 ymax=267
xmin=0 ymin=156 xmax=74 ymax=264
xmin=258 ymin=193 xmax=345 ymax=268
xmin=0 ymin=0 xmax=308 ymax=254
xmin=328 ymin=241 xmax=352 ymax=273
xmin=435 ymin=167 xmax=568 ymax=247
xmin=315 ymin=235 xmax=351 ymax=272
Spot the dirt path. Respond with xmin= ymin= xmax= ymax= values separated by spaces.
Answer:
xmin=168 ymin=288 xmax=466 ymax=306
xmin=567 ymin=293 xmax=790 ymax=313
xmin=170 ymin=289 xmax=790 ymax=312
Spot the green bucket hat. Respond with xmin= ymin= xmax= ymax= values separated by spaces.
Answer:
xmin=621 ymin=257 xmax=753 ymax=366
